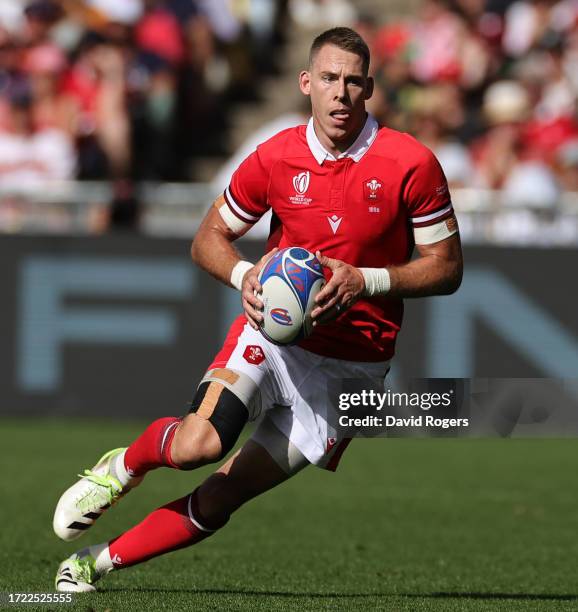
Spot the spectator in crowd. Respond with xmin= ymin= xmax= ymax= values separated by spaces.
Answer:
xmin=408 ymin=85 xmax=475 ymax=187
xmin=470 ymin=80 xmax=531 ymax=189
xmin=289 ymin=0 xmax=357 ymax=29
xmin=61 ymin=33 xmax=131 ymax=179
xmin=0 ymin=81 xmax=75 ymax=189
xmin=555 ymin=138 xmax=578 ymax=191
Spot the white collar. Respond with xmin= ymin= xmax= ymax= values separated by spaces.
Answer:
xmin=306 ymin=113 xmax=379 ymax=165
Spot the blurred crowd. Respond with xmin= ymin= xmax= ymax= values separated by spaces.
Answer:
xmin=0 ymin=0 xmax=287 ymax=190
xmin=353 ymin=0 xmax=578 ymax=208
xmin=1 ymin=0 xmax=578 ymax=228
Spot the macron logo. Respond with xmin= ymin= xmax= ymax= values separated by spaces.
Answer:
xmin=327 ymin=215 xmax=342 ymax=234
xmin=112 ymin=554 xmax=123 ymax=565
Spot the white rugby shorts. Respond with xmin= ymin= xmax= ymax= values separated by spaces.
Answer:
xmin=208 ymin=317 xmax=390 ymax=471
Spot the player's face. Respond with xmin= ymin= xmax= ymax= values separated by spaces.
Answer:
xmin=300 ymin=44 xmax=373 ymax=155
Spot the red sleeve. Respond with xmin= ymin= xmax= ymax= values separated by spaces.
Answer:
xmin=224 ymin=146 xmax=270 ymax=224
xmin=403 ymin=148 xmax=453 ymax=228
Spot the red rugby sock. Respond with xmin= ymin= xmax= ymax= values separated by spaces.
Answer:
xmin=108 ymin=490 xmax=225 ymax=568
xmin=124 ymin=416 xmax=181 ymax=476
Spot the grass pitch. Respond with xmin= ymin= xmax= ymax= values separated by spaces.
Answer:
xmin=1 ymin=419 xmax=578 ymax=611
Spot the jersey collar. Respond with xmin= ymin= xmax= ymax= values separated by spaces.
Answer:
xmin=306 ymin=113 xmax=379 ymax=165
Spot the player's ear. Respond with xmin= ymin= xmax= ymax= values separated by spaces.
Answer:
xmin=299 ymin=70 xmax=311 ymax=96
xmin=365 ymin=76 xmax=374 ymax=101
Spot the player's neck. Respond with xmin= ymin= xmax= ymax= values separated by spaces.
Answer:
xmin=313 ymin=114 xmax=367 ymax=158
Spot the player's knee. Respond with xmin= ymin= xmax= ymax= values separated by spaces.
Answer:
xmin=171 ymin=369 xmax=256 ymax=469
xmin=189 ymin=372 xmax=255 ymax=453
xmin=170 ymin=416 xmax=222 ymax=469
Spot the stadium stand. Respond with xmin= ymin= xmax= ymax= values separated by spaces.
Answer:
xmin=0 ymin=0 xmax=577 ymax=242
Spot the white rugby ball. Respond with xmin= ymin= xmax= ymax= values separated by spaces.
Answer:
xmin=257 ymin=247 xmax=325 ymax=345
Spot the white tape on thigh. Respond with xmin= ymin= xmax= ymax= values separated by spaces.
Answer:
xmin=200 ymin=368 xmax=262 ymax=421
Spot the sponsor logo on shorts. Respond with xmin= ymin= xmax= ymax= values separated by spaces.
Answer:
xmin=243 ymin=345 xmax=265 ymax=365
xmin=270 ymin=308 xmax=292 ymax=326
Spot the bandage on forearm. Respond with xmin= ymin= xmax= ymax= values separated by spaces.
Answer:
xmin=230 ymin=260 xmax=253 ymax=291
xmin=360 ymin=268 xmax=391 ymax=296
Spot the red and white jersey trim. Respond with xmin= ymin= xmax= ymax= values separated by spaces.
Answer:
xmin=224 ymin=186 xmax=261 ymax=224
xmin=411 ymin=202 xmax=453 ymax=227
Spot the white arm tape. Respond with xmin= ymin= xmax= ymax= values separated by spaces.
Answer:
xmin=218 ymin=203 xmax=252 ymax=236
xmin=413 ymin=216 xmax=458 ymax=245
xmin=230 ymin=260 xmax=253 ymax=291
xmin=360 ymin=268 xmax=391 ymax=296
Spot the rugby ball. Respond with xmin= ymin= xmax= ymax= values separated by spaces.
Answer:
xmin=257 ymin=247 xmax=325 ymax=345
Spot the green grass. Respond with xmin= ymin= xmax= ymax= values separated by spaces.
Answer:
xmin=1 ymin=419 xmax=578 ymax=611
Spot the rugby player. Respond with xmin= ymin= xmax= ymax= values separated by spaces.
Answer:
xmin=53 ymin=27 xmax=463 ymax=591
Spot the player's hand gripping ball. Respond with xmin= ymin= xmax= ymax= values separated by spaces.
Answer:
xmin=257 ymin=247 xmax=325 ymax=345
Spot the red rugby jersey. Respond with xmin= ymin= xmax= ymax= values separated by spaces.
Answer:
xmin=224 ymin=115 xmax=453 ymax=362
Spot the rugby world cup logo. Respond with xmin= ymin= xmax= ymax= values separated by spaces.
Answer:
xmin=293 ymin=171 xmax=310 ymax=195
xmin=289 ymin=170 xmax=313 ymax=205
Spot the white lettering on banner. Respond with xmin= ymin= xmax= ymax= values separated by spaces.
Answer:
xmin=18 ymin=257 xmax=194 ymax=392
xmin=427 ymin=267 xmax=578 ymax=379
